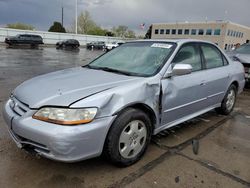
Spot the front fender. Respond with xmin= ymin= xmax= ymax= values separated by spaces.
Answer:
xmin=70 ymin=77 xmax=161 ymax=126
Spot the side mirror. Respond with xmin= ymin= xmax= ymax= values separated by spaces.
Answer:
xmin=165 ymin=64 xmax=192 ymax=78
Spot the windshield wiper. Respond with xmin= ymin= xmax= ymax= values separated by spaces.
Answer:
xmin=83 ymin=64 xmax=92 ymax=68
xmin=98 ymin=67 xmax=134 ymax=76
xmin=83 ymin=64 xmax=144 ymax=77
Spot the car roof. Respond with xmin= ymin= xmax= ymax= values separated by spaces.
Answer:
xmin=128 ymin=39 xmax=216 ymax=46
xmin=19 ymin=34 xmax=41 ymax=37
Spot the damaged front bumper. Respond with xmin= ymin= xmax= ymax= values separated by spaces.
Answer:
xmin=3 ymin=99 xmax=116 ymax=162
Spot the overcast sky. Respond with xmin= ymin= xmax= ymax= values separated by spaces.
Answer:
xmin=0 ymin=0 xmax=250 ymax=35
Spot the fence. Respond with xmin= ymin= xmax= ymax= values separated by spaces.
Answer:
xmin=0 ymin=27 xmax=126 ymax=45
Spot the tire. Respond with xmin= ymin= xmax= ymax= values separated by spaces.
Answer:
xmin=216 ymin=84 xmax=237 ymax=115
xmin=104 ymin=108 xmax=152 ymax=167
xmin=245 ymin=81 xmax=250 ymax=89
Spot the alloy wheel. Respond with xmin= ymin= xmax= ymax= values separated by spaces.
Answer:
xmin=119 ymin=120 xmax=147 ymax=159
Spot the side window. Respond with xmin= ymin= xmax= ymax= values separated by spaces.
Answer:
xmin=201 ymin=44 xmax=224 ymax=69
xmin=20 ymin=35 xmax=26 ymax=39
xmin=172 ymin=44 xmax=202 ymax=72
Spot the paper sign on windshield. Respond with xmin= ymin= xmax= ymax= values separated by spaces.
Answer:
xmin=151 ymin=43 xmax=172 ymax=49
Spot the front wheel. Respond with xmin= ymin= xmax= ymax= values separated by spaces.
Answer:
xmin=104 ymin=108 xmax=152 ymax=166
xmin=216 ymin=84 xmax=237 ymax=115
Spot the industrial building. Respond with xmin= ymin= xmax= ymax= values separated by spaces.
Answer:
xmin=151 ymin=21 xmax=250 ymax=50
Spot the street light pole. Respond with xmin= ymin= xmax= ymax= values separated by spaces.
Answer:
xmin=75 ymin=0 xmax=78 ymax=34
xmin=61 ymin=0 xmax=64 ymax=27
xmin=61 ymin=6 xmax=64 ymax=27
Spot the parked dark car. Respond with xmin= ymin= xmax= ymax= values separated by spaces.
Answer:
xmin=5 ymin=34 xmax=44 ymax=47
xmin=86 ymin=41 xmax=105 ymax=50
xmin=227 ymin=43 xmax=250 ymax=86
xmin=56 ymin=39 xmax=80 ymax=49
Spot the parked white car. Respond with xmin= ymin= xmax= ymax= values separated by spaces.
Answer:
xmin=105 ymin=41 xmax=124 ymax=51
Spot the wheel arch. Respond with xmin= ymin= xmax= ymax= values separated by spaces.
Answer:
xmin=102 ymin=103 xmax=156 ymax=163
xmin=113 ymin=103 xmax=157 ymax=133
xmin=230 ymin=80 xmax=239 ymax=92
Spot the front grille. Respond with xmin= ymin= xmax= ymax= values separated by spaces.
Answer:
xmin=10 ymin=97 xmax=29 ymax=116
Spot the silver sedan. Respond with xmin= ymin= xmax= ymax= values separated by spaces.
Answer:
xmin=227 ymin=43 xmax=250 ymax=85
xmin=3 ymin=39 xmax=245 ymax=166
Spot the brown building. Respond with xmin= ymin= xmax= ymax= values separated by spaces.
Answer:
xmin=151 ymin=21 xmax=250 ymax=50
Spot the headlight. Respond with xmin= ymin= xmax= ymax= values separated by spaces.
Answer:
xmin=33 ymin=107 xmax=98 ymax=125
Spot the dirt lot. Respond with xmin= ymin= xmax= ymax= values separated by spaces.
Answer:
xmin=0 ymin=46 xmax=249 ymax=188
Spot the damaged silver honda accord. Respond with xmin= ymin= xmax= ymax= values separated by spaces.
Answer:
xmin=3 ymin=39 xmax=245 ymax=166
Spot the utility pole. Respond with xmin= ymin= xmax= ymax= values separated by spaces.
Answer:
xmin=75 ymin=0 xmax=78 ymax=34
xmin=61 ymin=0 xmax=64 ymax=27
xmin=61 ymin=6 xmax=64 ymax=27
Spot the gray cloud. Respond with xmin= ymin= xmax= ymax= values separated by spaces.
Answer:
xmin=0 ymin=0 xmax=249 ymax=35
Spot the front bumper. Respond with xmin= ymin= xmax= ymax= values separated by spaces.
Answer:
xmin=3 ymin=99 xmax=116 ymax=162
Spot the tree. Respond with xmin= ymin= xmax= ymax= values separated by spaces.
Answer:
xmin=105 ymin=31 xmax=115 ymax=37
xmin=70 ymin=11 xmax=135 ymax=37
xmin=112 ymin=25 xmax=128 ymax=38
xmin=48 ymin=22 xmax=66 ymax=33
xmin=71 ymin=11 xmax=114 ymax=36
xmin=144 ymin=25 xmax=152 ymax=39
xmin=125 ymin=30 xmax=136 ymax=38
xmin=77 ymin=11 xmax=97 ymax=34
xmin=88 ymin=26 xmax=107 ymax=36
xmin=6 ymin=22 xmax=35 ymax=30
xmin=112 ymin=25 xmax=136 ymax=38
xmin=137 ymin=35 xmax=145 ymax=39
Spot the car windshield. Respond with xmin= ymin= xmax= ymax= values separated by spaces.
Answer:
xmin=235 ymin=44 xmax=250 ymax=54
xmin=88 ymin=41 xmax=175 ymax=77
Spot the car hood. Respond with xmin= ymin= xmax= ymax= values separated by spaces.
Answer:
xmin=227 ymin=52 xmax=250 ymax=64
xmin=13 ymin=67 xmax=141 ymax=108
xmin=235 ymin=54 xmax=250 ymax=64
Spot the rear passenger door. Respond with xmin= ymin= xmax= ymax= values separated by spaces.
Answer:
xmin=199 ymin=43 xmax=230 ymax=106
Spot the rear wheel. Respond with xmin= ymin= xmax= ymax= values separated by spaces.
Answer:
xmin=104 ymin=108 xmax=152 ymax=166
xmin=216 ymin=84 xmax=237 ymax=115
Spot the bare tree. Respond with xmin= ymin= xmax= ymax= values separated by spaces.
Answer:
xmin=77 ymin=11 xmax=97 ymax=34
xmin=112 ymin=25 xmax=136 ymax=38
